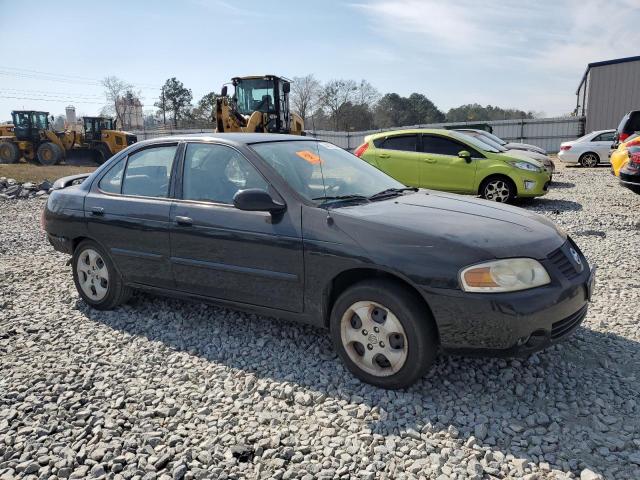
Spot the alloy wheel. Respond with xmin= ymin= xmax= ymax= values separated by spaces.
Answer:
xmin=581 ymin=153 xmax=599 ymax=168
xmin=483 ymin=179 xmax=511 ymax=202
xmin=76 ymin=248 xmax=109 ymax=301
xmin=340 ymin=301 xmax=408 ymax=377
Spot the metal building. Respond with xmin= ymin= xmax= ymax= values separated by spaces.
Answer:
xmin=576 ymin=55 xmax=640 ymax=133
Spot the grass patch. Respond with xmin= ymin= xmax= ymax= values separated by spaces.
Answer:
xmin=0 ymin=163 xmax=96 ymax=184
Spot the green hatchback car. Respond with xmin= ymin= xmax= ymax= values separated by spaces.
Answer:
xmin=354 ymin=129 xmax=550 ymax=202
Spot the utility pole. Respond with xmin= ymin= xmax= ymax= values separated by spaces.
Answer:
xmin=161 ymin=86 xmax=166 ymax=127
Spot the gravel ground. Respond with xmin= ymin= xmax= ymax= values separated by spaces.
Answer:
xmin=1 ymin=163 xmax=639 ymax=480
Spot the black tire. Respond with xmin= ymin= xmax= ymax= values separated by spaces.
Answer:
xmin=0 ymin=142 xmax=20 ymax=164
xmin=72 ymin=239 xmax=132 ymax=310
xmin=479 ymin=175 xmax=516 ymax=203
xmin=579 ymin=152 xmax=600 ymax=168
xmin=94 ymin=144 xmax=112 ymax=165
xmin=329 ymin=279 xmax=438 ymax=389
xmin=37 ymin=142 xmax=63 ymax=166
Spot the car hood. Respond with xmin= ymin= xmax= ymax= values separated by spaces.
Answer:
xmin=504 ymin=149 xmax=549 ymax=163
xmin=332 ymin=190 xmax=564 ymax=263
xmin=505 ymin=142 xmax=547 ymax=154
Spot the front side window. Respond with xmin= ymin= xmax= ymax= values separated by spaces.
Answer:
xmin=378 ymin=135 xmax=417 ymax=152
xmin=182 ymin=143 xmax=267 ymax=204
xmin=122 ymin=145 xmax=177 ymax=198
xmin=32 ymin=113 xmax=48 ymax=130
xmin=251 ymin=140 xmax=404 ymax=202
xmin=98 ymin=158 xmax=125 ymax=194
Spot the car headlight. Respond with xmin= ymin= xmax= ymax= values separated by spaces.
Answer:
xmin=508 ymin=161 xmax=542 ymax=172
xmin=459 ymin=258 xmax=550 ymax=292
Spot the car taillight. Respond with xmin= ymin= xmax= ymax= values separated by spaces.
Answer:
xmin=560 ymin=145 xmax=571 ymax=151
xmin=620 ymin=132 xmax=630 ymax=142
xmin=354 ymin=143 xmax=369 ymax=157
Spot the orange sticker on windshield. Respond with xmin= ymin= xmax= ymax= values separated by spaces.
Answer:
xmin=296 ymin=150 xmax=321 ymax=164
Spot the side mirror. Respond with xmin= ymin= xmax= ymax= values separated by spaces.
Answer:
xmin=221 ymin=86 xmax=228 ymax=97
xmin=283 ymin=82 xmax=291 ymax=94
xmin=458 ymin=150 xmax=472 ymax=163
xmin=233 ymin=188 xmax=285 ymax=213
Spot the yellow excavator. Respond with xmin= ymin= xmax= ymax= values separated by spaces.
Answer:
xmin=0 ymin=111 xmax=78 ymax=165
xmin=216 ymin=75 xmax=304 ymax=135
xmin=80 ymin=116 xmax=137 ymax=164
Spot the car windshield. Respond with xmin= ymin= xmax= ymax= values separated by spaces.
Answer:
xmin=250 ymin=140 xmax=405 ymax=204
xmin=449 ymin=131 xmax=501 ymax=153
xmin=477 ymin=130 xmax=507 ymax=146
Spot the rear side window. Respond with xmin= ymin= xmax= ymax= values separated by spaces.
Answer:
xmin=594 ymin=132 xmax=615 ymax=142
xmin=98 ymin=158 xmax=125 ymax=194
xmin=122 ymin=145 xmax=178 ymax=198
xmin=377 ymin=135 xmax=417 ymax=152
xmin=421 ymin=135 xmax=482 ymax=157
xmin=628 ymin=112 xmax=640 ymax=133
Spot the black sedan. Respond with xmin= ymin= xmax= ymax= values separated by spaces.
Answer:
xmin=43 ymin=134 xmax=595 ymax=389
xmin=619 ymin=146 xmax=640 ymax=194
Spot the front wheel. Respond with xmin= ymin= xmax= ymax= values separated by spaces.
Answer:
xmin=480 ymin=176 xmax=516 ymax=203
xmin=330 ymin=279 xmax=438 ymax=389
xmin=72 ymin=240 xmax=131 ymax=310
xmin=37 ymin=142 xmax=63 ymax=165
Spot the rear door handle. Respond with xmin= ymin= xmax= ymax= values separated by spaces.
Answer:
xmin=378 ymin=153 xmax=390 ymax=158
xmin=91 ymin=207 xmax=104 ymax=216
xmin=423 ymin=158 xmax=437 ymax=164
xmin=175 ymin=216 xmax=193 ymax=226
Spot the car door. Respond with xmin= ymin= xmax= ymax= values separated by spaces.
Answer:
xmin=419 ymin=134 xmax=479 ymax=192
xmin=591 ymin=131 xmax=615 ymax=163
xmin=169 ymin=142 xmax=304 ymax=312
xmin=374 ymin=134 xmax=421 ymax=186
xmin=84 ymin=143 xmax=179 ymax=288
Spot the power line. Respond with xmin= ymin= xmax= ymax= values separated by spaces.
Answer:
xmin=0 ymin=68 xmax=162 ymax=90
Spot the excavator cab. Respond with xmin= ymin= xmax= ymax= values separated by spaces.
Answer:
xmin=217 ymin=75 xmax=304 ymax=135
xmin=12 ymin=111 xmax=50 ymax=142
xmin=83 ymin=116 xmax=114 ymax=143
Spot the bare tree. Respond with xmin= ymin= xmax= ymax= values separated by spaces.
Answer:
xmin=354 ymin=79 xmax=380 ymax=107
xmin=102 ymin=76 xmax=140 ymax=125
xmin=319 ymin=79 xmax=358 ymax=130
xmin=291 ymin=74 xmax=321 ymax=122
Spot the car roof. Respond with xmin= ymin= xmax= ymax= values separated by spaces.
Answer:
xmin=366 ymin=128 xmax=455 ymax=140
xmin=134 ymin=133 xmax=317 ymax=148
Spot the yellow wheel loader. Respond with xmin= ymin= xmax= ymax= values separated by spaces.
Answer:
xmin=80 ymin=116 xmax=137 ymax=164
xmin=0 ymin=111 xmax=78 ymax=165
xmin=216 ymin=75 xmax=304 ymax=135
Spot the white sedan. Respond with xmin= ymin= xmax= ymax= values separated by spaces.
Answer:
xmin=558 ymin=130 xmax=615 ymax=167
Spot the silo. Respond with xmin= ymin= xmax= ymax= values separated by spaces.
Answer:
xmin=65 ymin=105 xmax=77 ymax=125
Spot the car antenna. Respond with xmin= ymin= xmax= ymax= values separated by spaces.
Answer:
xmin=309 ymin=112 xmax=332 ymax=224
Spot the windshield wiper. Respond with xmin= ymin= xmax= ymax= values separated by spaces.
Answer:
xmin=312 ymin=194 xmax=370 ymax=205
xmin=368 ymin=187 xmax=418 ymax=201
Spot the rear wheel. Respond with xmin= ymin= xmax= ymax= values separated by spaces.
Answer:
xmin=480 ymin=176 xmax=516 ymax=203
xmin=579 ymin=152 xmax=599 ymax=168
xmin=330 ymin=279 xmax=438 ymax=389
xmin=37 ymin=142 xmax=63 ymax=165
xmin=0 ymin=142 xmax=20 ymax=163
xmin=72 ymin=240 xmax=132 ymax=310
xmin=94 ymin=144 xmax=112 ymax=165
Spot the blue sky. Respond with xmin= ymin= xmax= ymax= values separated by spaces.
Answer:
xmin=1 ymin=0 xmax=639 ymax=122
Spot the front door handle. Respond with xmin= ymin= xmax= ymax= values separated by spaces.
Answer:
xmin=378 ymin=153 xmax=390 ymax=158
xmin=175 ymin=216 xmax=193 ymax=226
xmin=423 ymin=158 xmax=437 ymax=164
xmin=91 ymin=207 xmax=104 ymax=216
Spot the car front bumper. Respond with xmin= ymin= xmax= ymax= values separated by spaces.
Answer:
xmin=422 ymin=239 xmax=593 ymax=356
xmin=513 ymin=171 xmax=551 ymax=197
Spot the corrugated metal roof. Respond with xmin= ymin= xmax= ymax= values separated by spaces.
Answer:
xmin=576 ymin=55 xmax=640 ymax=94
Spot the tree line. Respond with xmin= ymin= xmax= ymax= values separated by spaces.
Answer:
xmin=101 ymin=74 xmax=537 ymax=131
